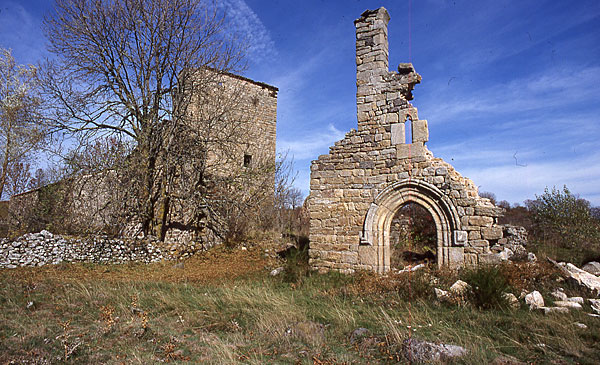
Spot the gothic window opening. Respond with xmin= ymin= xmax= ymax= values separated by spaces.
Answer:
xmin=405 ymin=117 xmax=413 ymax=144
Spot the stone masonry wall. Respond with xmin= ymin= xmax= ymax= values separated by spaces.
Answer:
xmin=308 ymin=8 xmax=510 ymax=274
xmin=164 ymin=71 xmax=278 ymax=244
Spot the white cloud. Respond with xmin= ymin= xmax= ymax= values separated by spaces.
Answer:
xmin=219 ymin=0 xmax=277 ymax=62
xmin=277 ymin=124 xmax=345 ymax=161
xmin=422 ymin=66 xmax=600 ymax=124
xmin=459 ymin=151 xmax=600 ymax=205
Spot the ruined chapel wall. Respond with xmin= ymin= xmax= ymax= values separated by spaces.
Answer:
xmin=308 ymin=7 xmax=507 ymax=273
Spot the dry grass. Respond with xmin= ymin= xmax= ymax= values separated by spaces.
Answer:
xmin=1 ymin=244 xmax=599 ymax=364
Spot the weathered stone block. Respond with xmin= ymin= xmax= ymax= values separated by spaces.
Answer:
xmin=390 ymin=122 xmax=405 ymax=145
xmin=479 ymin=253 xmax=502 ymax=265
xmin=475 ymin=206 xmax=504 ymax=217
xmin=468 ymin=216 xmax=494 ymax=227
xmin=412 ymin=119 xmax=428 ymax=143
xmin=481 ymin=226 xmax=503 ymax=240
xmin=435 ymin=167 xmax=448 ymax=176
xmin=445 ymin=247 xmax=464 ymax=268
xmin=464 ymin=253 xmax=478 ymax=266
xmin=469 ymin=240 xmax=489 ymax=248
xmin=358 ymin=245 xmax=378 ymax=266
xmin=468 ymin=231 xmax=481 ymax=240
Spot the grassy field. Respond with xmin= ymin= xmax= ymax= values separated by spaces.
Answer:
xmin=1 ymin=243 xmax=599 ymax=364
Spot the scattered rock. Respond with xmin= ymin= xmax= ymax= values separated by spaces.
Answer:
xmin=582 ymin=261 xmax=600 ymax=275
xmin=502 ymin=293 xmax=519 ymax=309
xmin=396 ymin=263 xmax=425 ymax=274
xmin=549 ymin=259 xmax=600 ymax=295
xmin=542 ymin=306 xmax=569 ymax=315
xmin=402 ymin=338 xmax=467 ymax=363
xmin=552 ymin=301 xmax=582 ymax=310
xmin=497 ymin=248 xmax=513 ymax=261
xmin=589 ymin=299 xmax=600 ymax=314
xmin=270 ymin=267 xmax=284 ymax=276
xmin=349 ymin=327 xmax=370 ymax=344
xmin=527 ymin=252 xmax=537 ymax=262
xmin=434 ymin=288 xmax=449 ymax=300
xmin=449 ymin=280 xmax=471 ymax=296
xmin=525 ymin=291 xmax=544 ymax=309
xmin=550 ymin=289 xmax=567 ymax=301
xmin=574 ymin=322 xmax=588 ymax=329
xmin=566 ymin=296 xmax=584 ymax=304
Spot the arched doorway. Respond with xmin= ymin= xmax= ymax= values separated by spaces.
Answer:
xmin=390 ymin=202 xmax=437 ymax=270
xmin=359 ymin=179 xmax=466 ymax=272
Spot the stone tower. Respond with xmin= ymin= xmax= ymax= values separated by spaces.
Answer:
xmin=308 ymin=8 xmax=510 ymax=274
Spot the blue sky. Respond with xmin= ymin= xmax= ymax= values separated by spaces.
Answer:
xmin=1 ymin=0 xmax=600 ymax=205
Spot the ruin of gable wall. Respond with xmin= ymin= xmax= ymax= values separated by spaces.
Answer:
xmin=308 ymin=7 xmax=510 ymax=274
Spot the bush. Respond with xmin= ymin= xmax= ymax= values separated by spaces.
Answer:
xmin=526 ymin=186 xmax=600 ymax=265
xmin=462 ymin=265 xmax=510 ymax=310
xmin=280 ymin=237 xmax=310 ymax=284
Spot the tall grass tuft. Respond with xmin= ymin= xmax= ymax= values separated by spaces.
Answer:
xmin=462 ymin=265 xmax=510 ymax=310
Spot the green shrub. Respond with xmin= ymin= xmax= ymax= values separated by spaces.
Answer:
xmin=462 ymin=265 xmax=510 ymax=310
xmin=526 ymin=186 xmax=600 ymax=265
xmin=280 ymin=238 xmax=310 ymax=284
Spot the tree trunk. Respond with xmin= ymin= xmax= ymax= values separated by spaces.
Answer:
xmin=0 ymin=128 xmax=11 ymax=199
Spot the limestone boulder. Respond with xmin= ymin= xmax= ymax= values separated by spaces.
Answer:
xmin=402 ymin=338 xmax=467 ymax=363
xmin=449 ymin=280 xmax=471 ymax=296
xmin=542 ymin=306 xmax=569 ymax=315
xmin=503 ymin=293 xmax=519 ymax=309
xmin=589 ymin=299 xmax=600 ymax=314
xmin=582 ymin=261 xmax=600 ymax=275
xmin=550 ymin=289 xmax=567 ymax=301
xmin=552 ymin=301 xmax=582 ymax=310
xmin=434 ymin=288 xmax=449 ymax=301
xmin=525 ymin=291 xmax=544 ymax=309
xmin=560 ymin=262 xmax=600 ymax=295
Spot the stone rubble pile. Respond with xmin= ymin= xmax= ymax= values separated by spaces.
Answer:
xmin=489 ymin=225 xmax=534 ymax=262
xmin=0 ymin=230 xmax=180 ymax=269
xmin=434 ymin=263 xmax=600 ymax=317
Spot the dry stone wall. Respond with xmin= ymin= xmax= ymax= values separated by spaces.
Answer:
xmin=308 ymin=8 xmax=513 ymax=274
xmin=0 ymin=230 xmax=176 ymax=268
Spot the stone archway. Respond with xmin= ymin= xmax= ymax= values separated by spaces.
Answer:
xmin=359 ymin=179 xmax=466 ymax=273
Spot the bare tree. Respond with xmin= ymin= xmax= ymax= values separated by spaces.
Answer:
xmin=41 ymin=0 xmax=252 ymax=238
xmin=0 ymin=48 xmax=46 ymax=200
